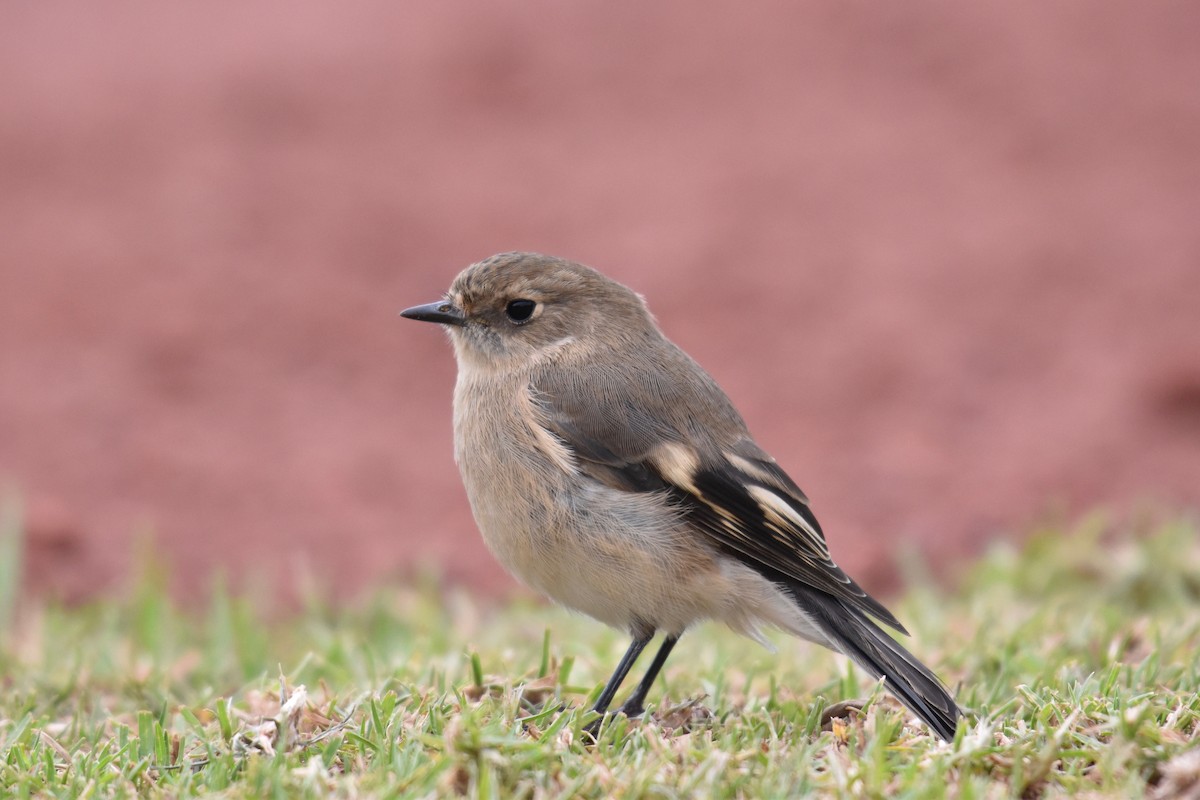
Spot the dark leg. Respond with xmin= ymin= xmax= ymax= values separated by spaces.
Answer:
xmin=582 ymin=633 xmax=653 ymax=740
xmin=591 ymin=634 xmax=652 ymax=715
xmin=618 ymin=635 xmax=679 ymax=718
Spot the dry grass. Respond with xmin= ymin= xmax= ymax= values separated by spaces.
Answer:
xmin=1 ymin=508 xmax=1197 ymax=798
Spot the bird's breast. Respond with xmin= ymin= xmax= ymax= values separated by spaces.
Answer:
xmin=451 ymin=371 xmax=576 ymax=580
xmin=448 ymin=368 xmax=714 ymax=631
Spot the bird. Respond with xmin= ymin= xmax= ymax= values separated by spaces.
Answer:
xmin=400 ymin=252 xmax=960 ymax=740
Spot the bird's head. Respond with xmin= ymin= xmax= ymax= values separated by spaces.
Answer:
xmin=401 ymin=252 xmax=656 ymax=369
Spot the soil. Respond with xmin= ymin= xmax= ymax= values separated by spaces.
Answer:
xmin=2 ymin=2 xmax=1198 ymax=603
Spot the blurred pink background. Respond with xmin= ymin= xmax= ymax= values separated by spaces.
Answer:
xmin=2 ymin=2 xmax=1198 ymax=602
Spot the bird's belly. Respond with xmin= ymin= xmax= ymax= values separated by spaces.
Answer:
xmin=450 ymin=373 xmax=780 ymax=637
xmin=459 ymin=448 xmax=724 ymax=634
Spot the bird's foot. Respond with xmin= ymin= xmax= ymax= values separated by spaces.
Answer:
xmin=617 ymin=701 xmax=645 ymax=719
xmin=580 ymin=712 xmax=607 ymax=743
xmin=580 ymin=704 xmax=648 ymax=743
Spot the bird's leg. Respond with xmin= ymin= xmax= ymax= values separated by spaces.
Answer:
xmin=618 ymin=635 xmax=679 ymax=718
xmin=582 ymin=633 xmax=652 ymax=739
xmin=591 ymin=634 xmax=651 ymax=716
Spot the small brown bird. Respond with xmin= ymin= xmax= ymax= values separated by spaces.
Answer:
xmin=401 ymin=252 xmax=959 ymax=740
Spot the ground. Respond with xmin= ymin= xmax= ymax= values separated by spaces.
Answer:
xmin=0 ymin=517 xmax=1196 ymax=797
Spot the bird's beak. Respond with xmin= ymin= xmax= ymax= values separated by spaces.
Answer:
xmin=399 ymin=300 xmax=466 ymax=327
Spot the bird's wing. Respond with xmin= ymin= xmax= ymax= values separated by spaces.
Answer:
xmin=531 ymin=354 xmax=906 ymax=633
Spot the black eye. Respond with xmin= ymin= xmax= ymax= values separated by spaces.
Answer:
xmin=505 ymin=299 xmax=537 ymax=323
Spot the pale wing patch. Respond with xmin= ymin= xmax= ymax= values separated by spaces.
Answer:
xmin=651 ymin=442 xmax=702 ymax=492
xmin=747 ymin=485 xmax=833 ymax=562
xmin=656 ymin=444 xmax=756 ymax=531
xmin=727 ymin=453 xmax=777 ymax=484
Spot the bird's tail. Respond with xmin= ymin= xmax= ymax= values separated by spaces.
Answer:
xmin=794 ymin=588 xmax=960 ymax=741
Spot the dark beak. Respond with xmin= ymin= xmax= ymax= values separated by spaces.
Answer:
xmin=399 ymin=300 xmax=466 ymax=327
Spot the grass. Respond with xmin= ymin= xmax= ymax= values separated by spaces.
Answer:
xmin=1 ymin=509 xmax=1198 ymax=798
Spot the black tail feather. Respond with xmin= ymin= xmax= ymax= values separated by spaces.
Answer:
xmin=793 ymin=587 xmax=960 ymax=741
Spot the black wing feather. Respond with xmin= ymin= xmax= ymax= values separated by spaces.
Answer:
xmin=535 ymin=377 xmax=907 ymax=633
xmin=668 ymin=464 xmax=907 ymax=633
xmin=529 ymin=345 xmax=959 ymax=739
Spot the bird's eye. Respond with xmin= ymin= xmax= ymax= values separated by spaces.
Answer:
xmin=505 ymin=299 xmax=537 ymax=323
